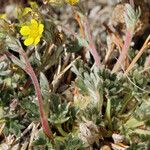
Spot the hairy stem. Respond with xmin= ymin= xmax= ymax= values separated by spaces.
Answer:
xmin=112 ymin=30 xmax=133 ymax=73
xmin=5 ymin=50 xmax=53 ymax=139
xmin=83 ymin=16 xmax=101 ymax=66
xmin=76 ymin=12 xmax=101 ymax=66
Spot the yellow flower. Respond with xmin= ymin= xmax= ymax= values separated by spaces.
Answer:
xmin=0 ymin=13 xmax=7 ymax=19
xmin=22 ymin=7 xmax=32 ymax=16
xmin=20 ymin=19 xmax=44 ymax=46
xmin=65 ymin=0 xmax=79 ymax=5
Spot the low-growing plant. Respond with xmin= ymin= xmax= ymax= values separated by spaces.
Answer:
xmin=0 ymin=0 xmax=150 ymax=149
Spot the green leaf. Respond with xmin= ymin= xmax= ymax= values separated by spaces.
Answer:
xmin=133 ymin=129 xmax=150 ymax=136
xmin=49 ymin=93 xmax=70 ymax=124
xmin=125 ymin=4 xmax=141 ymax=30
xmin=33 ymin=130 xmax=55 ymax=150
xmin=105 ymin=98 xmax=112 ymax=129
xmin=20 ymin=99 xmax=40 ymax=121
xmin=5 ymin=36 xmax=22 ymax=53
xmin=55 ymin=134 xmax=83 ymax=150
xmin=40 ymin=72 xmax=50 ymax=99
xmin=5 ymin=119 xmax=24 ymax=137
xmin=0 ymin=61 xmax=11 ymax=76
xmin=124 ymin=117 xmax=144 ymax=129
xmin=40 ymin=72 xmax=50 ymax=117
xmin=66 ymin=39 xmax=82 ymax=53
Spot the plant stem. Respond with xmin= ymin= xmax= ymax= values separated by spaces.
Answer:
xmin=118 ymin=93 xmax=132 ymax=115
xmin=83 ymin=16 xmax=101 ymax=66
xmin=19 ymin=48 xmax=53 ymax=139
xmin=97 ymin=87 xmax=103 ymax=114
xmin=5 ymin=50 xmax=53 ymax=139
xmin=105 ymin=98 xmax=112 ymax=130
xmin=76 ymin=12 xmax=101 ymax=66
xmin=27 ymin=67 xmax=53 ymax=139
xmin=112 ymin=30 xmax=133 ymax=73
xmin=56 ymin=124 xmax=68 ymax=137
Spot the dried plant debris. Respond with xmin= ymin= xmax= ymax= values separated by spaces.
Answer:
xmin=111 ymin=0 xmax=150 ymax=36
xmin=0 ymin=0 xmax=150 ymax=150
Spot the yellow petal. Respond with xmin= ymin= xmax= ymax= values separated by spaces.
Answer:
xmin=65 ymin=0 xmax=79 ymax=5
xmin=31 ymin=19 xmax=38 ymax=28
xmin=20 ymin=26 xmax=30 ymax=36
xmin=0 ymin=13 xmax=7 ymax=19
xmin=23 ymin=7 xmax=32 ymax=16
xmin=39 ymin=24 xmax=44 ymax=34
xmin=24 ymin=37 xmax=34 ymax=46
xmin=34 ymin=36 xmax=40 ymax=45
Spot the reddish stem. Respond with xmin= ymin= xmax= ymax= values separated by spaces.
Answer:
xmin=5 ymin=50 xmax=53 ymax=139
xmin=83 ymin=17 xmax=101 ymax=66
xmin=27 ymin=67 xmax=52 ymax=139
xmin=112 ymin=30 xmax=133 ymax=73
xmin=22 ymin=78 xmax=32 ymax=91
xmin=0 ymin=54 xmax=7 ymax=62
